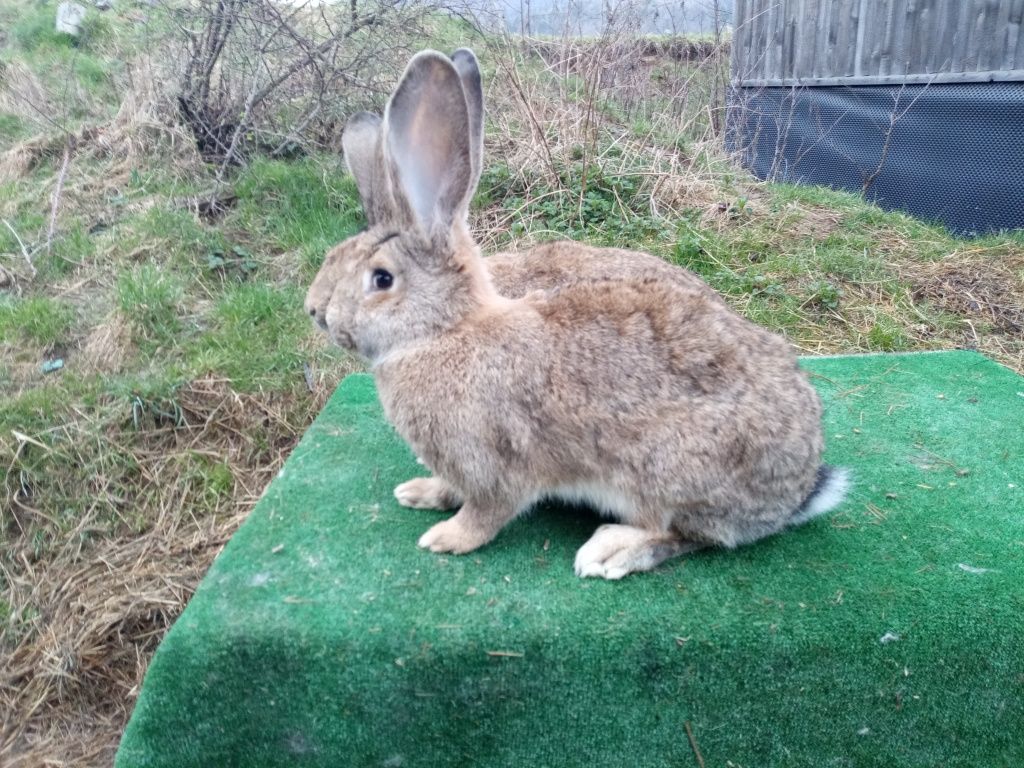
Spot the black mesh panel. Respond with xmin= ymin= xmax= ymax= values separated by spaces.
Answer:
xmin=726 ymin=83 xmax=1024 ymax=236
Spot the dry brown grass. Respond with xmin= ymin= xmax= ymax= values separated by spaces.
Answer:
xmin=0 ymin=132 xmax=75 ymax=184
xmin=909 ymin=251 xmax=1024 ymax=336
xmin=901 ymin=246 xmax=1024 ymax=374
xmin=1 ymin=378 xmax=334 ymax=766
xmin=472 ymin=35 xmax=741 ymax=253
xmin=3 ymin=520 xmax=230 ymax=767
xmin=0 ymin=60 xmax=54 ymax=140
xmin=79 ymin=313 xmax=132 ymax=375
xmin=1 ymin=56 xmax=203 ymax=193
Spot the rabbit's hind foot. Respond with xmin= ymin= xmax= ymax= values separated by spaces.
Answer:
xmin=394 ymin=476 xmax=462 ymax=510
xmin=574 ymin=524 xmax=702 ymax=580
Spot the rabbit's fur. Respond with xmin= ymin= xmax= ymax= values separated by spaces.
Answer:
xmin=306 ymin=49 xmax=848 ymax=579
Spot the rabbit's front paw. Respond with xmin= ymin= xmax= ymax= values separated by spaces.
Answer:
xmin=394 ymin=477 xmax=460 ymax=510
xmin=418 ymin=513 xmax=493 ymax=554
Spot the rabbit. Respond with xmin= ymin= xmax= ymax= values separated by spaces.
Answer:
xmin=305 ymin=48 xmax=849 ymax=579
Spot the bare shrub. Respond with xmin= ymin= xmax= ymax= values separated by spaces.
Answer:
xmin=164 ymin=0 xmax=436 ymax=172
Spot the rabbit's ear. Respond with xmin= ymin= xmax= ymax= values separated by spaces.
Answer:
xmin=341 ymin=111 xmax=389 ymax=226
xmin=450 ymin=48 xmax=484 ymax=203
xmin=383 ymin=51 xmax=473 ymax=240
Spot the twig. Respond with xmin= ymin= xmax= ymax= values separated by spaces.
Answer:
xmin=215 ymin=78 xmax=262 ymax=181
xmin=245 ymin=11 xmax=380 ymax=110
xmin=497 ymin=39 xmax=561 ymax=188
xmin=862 ymin=73 xmax=938 ymax=194
xmin=684 ymin=721 xmax=706 ymax=768
xmin=2 ymin=219 xmax=35 ymax=277
xmin=47 ymin=140 xmax=72 ymax=254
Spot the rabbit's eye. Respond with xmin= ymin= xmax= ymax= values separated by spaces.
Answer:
xmin=371 ymin=268 xmax=393 ymax=291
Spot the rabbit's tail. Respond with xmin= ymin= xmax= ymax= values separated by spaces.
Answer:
xmin=789 ymin=465 xmax=851 ymax=526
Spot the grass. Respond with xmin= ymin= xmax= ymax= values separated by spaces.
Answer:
xmin=0 ymin=113 xmax=26 ymax=142
xmin=2 ymin=65 xmax=363 ymax=757
xmin=1 ymin=13 xmax=1023 ymax=768
xmin=191 ymin=283 xmax=312 ymax=391
xmin=0 ymin=295 xmax=75 ymax=346
xmin=9 ymin=5 xmax=76 ymax=51
xmin=231 ymin=158 xmax=366 ymax=280
xmin=116 ymin=264 xmax=184 ymax=345
xmin=475 ymin=140 xmax=1021 ymax=365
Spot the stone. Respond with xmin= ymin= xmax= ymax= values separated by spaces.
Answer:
xmin=55 ymin=2 xmax=87 ymax=36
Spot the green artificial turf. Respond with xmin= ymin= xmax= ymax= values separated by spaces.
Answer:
xmin=116 ymin=351 xmax=1024 ymax=768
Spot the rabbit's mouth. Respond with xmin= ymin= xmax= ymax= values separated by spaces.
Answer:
xmin=309 ymin=309 xmax=328 ymax=332
xmin=330 ymin=328 xmax=355 ymax=351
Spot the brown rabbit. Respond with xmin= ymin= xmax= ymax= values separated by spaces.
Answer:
xmin=306 ymin=49 xmax=848 ymax=579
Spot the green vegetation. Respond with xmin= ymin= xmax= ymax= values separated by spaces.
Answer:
xmin=0 ymin=295 xmax=75 ymax=345
xmin=476 ymin=145 xmax=1021 ymax=360
xmin=232 ymin=158 xmax=365 ymax=277
xmin=192 ymin=282 xmax=312 ymax=390
xmin=9 ymin=3 xmax=75 ymax=51
xmin=0 ymin=113 xmax=26 ymax=142
xmin=117 ymin=264 xmax=184 ymax=344
xmin=481 ymin=162 xmax=665 ymax=245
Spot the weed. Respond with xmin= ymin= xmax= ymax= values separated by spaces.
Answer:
xmin=129 ymin=390 xmax=186 ymax=429
xmin=672 ymin=230 xmax=705 ymax=266
xmin=205 ymin=245 xmax=259 ymax=281
xmin=867 ymin=315 xmax=911 ymax=351
xmin=749 ymin=274 xmax=788 ymax=300
xmin=806 ymin=280 xmax=844 ymax=311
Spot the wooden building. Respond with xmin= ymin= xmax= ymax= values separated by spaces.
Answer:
xmin=728 ymin=0 xmax=1024 ymax=233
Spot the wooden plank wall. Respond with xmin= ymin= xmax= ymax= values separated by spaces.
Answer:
xmin=733 ymin=0 xmax=1024 ymax=83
